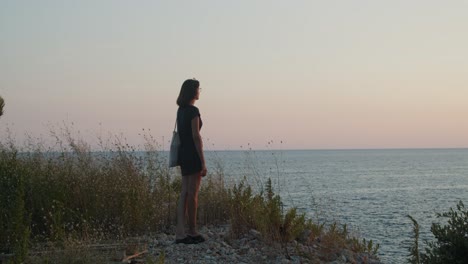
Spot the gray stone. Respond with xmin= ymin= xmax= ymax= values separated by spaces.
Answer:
xmin=221 ymin=241 xmax=231 ymax=248
xmin=297 ymin=229 xmax=312 ymax=243
xmin=341 ymin=254 xmax=347 ymax=262
xmin=249 ymin=229 xmax=262 ymax=238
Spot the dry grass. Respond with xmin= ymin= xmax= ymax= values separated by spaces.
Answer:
xmin=0 ymin=126 xmax=379 ymax=263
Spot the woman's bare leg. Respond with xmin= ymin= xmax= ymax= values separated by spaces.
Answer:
xmin=176 ymin=175 xmax=189 ymax=239
xmin=187 ymin=172 xmax=202 ymax=236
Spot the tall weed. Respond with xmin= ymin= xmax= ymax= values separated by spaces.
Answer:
xmin=0 ymin=127 xmax=380 ymax=262
xmin=0 ymin=127 xmax=233 ymax=253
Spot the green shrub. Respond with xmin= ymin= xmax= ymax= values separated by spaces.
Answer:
xmin=407 ymin=215 xmax=420 ymax=264
xmin=198 ymin=173 xmax=230 ymax=225
xmin=422 ymin=201 xmax=468 ymax=263
xmin=228 ymin=176 xmax=324 ymax=261
xmin=408 ymin=201 xmax=468 ymax=264
xmin=0 ymin=146 xmax=31 ymax=263
xmin=349 ymin=237 xmax=380 ymax=256
xmin=228 ymin=177 xmax=346 ymax=247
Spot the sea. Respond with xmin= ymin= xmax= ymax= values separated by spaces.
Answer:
xmin=200 ymin=148 xmax=468 ymax=264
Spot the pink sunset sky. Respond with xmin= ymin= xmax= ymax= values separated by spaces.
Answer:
xmin=1 ymin=1 xmax=467 ymax=150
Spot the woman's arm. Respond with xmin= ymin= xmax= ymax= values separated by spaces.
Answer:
xmin=191 ymin=116 xmax=207 ymax=176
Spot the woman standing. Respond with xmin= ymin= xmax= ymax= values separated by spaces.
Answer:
xmin=0 ymin=96 xmax=4 ymax=117
xmin=175 ymin=79 xmax=207 ymax=244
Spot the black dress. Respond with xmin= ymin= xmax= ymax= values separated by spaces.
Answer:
xmin=177 ymin=105 xmax=203 ymax=176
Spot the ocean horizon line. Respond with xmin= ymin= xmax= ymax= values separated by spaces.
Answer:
xmin=14 ymin=147 xmax=468 ymax=154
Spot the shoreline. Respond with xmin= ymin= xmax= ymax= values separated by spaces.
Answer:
xmin=26 ymin=224 xmax=382 ymax=264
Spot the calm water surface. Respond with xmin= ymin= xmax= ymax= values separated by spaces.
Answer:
xmin=202 ymin=149 xmax=468 ymax=264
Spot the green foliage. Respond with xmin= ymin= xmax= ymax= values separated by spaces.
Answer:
xmin=0 ymin=146 xmax=31 ymax=263
xmin=281 ymin=208 xmax=308 ymax=242
xmin=407 ymin=215 xmax=421 ymax=264
xmin=228 ymin=176 xmax=365 ymax=254
xmin=143 ymin=251 xmax=165 ymax=264
xmin=421 ymin=201 xmax=468 ymax=264
xmin=264 ymin=178 xmax=283 ymax=240
xmin=228 ymin=177 xmax=303 ymax=241
xmin=309 ymin=221 xmax=325 ymax=241
xmin=228 ymin=177 xmax=259 ymax=235
xmin=408 ymin=201 xmax=468 ymax=264
xmin=349 ymin=238 xmax=379 ymax=256
xmin=10 ymin=174 xmax=31 ymax=264
xmin=158 ymin=251 xmax=165 ymax=264
xmin=198 ymin=173 xmax=230 ymax=224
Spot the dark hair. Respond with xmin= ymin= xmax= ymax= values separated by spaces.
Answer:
xmin=176 ymin=79 xmax=200 ymax=106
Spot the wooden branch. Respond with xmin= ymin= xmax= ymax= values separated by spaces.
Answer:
xmin=121 ymin=250 xmax=148 ymax=262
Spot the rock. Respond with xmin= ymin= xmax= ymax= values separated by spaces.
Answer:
xmin=297 ymin=229 xmax=312 ymax=243
xmin=249 ymin=229 xmax=262 ymax=239
xmin=357 ymin=254 xmax=368 ymax=263
xmin=341 ymin=254 xmax=347 ymax=262
xmin=341 ymin=249 xmax=355 ymax=262
xmin=134 ymin=224 xmax=383 ymax=264
xmin=211 ymin=242 xmax=221 ymax=249
xmin=221 ymin=241 xmax=230 ymax=248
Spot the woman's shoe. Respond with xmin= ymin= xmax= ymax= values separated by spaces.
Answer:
xmin=175 ymin=236 xmax=197 ymax=244
xmin=188 ymin=234 xmax=206 ymax=243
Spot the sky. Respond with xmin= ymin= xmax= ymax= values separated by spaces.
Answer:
xmin=1 ymin=0 xmax=467 ymax=150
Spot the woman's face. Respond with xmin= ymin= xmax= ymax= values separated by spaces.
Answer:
xmin=195 ymin=87 xmax=201 ymax=100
